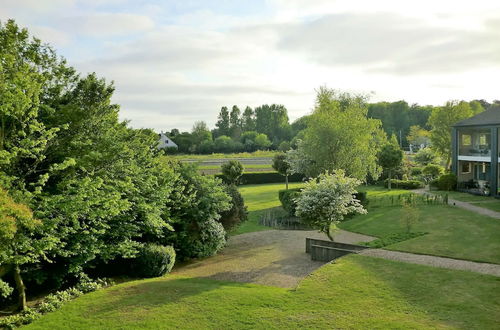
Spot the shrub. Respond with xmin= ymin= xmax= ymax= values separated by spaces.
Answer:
xmin=384 ymin=179 xmax=423 ymax=189
xmin=216 ymin=171 xmax=304 ymax=185
xmin=410 ymin=167 xmax=423 ymax=176
xmin=354 ymin=191 xmax=368 ymax=207
xmin=437 ymin=173 xmax=457 ymax=191
xmin=174 ymin=219 xmax=226 ymax=260
xmin=422 ymin=164 xmax=444 ymax=180
xmin=414 ymin=147 xmax=441 ymax=166
xmin=362 ymin=232 xmax=427 ymax=248
xmin=131 ymin=244 xmax=176 ymax=278
xmin=221 ymin=160 xmax=244 ymax=185
xmin=278 ymin=188 xmax=302 ymax=216
xmin=219 ymin=184 xmax=248 ymax=232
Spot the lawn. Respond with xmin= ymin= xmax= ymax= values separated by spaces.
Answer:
xmin=232 ymin=182 xmax=304 ymax=235
xmin=432 ymin=190 xmax=500 ymax=212
xmin=167 ymin=150 xmax=278 ymax=161
xmin=339 ymin=204 xmax=500 ymax=264
xmin=26 ymin=255 xmax=500 ymax=329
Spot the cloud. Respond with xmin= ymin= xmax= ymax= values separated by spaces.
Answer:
xmin=276 ymin=13 xmax=500 ymax=75
xmin=59 ymin=13 xmax=154 ymax=37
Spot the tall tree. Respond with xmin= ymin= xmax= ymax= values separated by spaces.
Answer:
xmin=378 ymin=139 xmax=403 ymax=190
xmin=241 ymin=106 xmax=256 ymax=131
xmin=191 ymin=121 xmax=212 ymax=151
xmin=255 ymin=104 xmax=290 ymax=144
xmin=291 ymin=87 xmax=386 ymax=181
xmin=215 ymin=106 xmax=230 ymax=137
xmin=229 ymin=105 xmax=242 ymax=139
xmin=428 ymin=101 xmax=476 ymax=168
xmin=272 ymin=153 xmax=291 ymax=189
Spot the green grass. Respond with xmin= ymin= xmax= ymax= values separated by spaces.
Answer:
xmin=167 ymin=150 xmax=278 ymax=161
xmin=339 ymin=204 xmax=500 ymax=264
xmin=430 ymin=190 xmax=500 ymax=212
xmin=198 ymin=164 xmax=272 ymax=170
xmin=232 ymin=182 xmax=304 ymax=235
xmin=26 ymin=255 xmax=500 ymax=329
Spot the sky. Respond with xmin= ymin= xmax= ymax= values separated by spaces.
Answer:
xmin=2 ymin=0 xmax=500 ymax=131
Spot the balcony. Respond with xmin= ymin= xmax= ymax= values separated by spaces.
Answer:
xmin=457 ymin=128 xmax=491 ymax=161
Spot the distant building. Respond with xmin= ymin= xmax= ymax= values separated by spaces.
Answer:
xmin=158 ymin=132 xmax=178 ymax=150
xmin=451 ymin=108 xmax=500 ymax=196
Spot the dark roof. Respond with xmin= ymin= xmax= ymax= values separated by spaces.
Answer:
xmin=453 ymin=108 xmax=500 ymax=127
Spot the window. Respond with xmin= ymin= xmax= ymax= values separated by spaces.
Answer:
xmin=479 ymin=134 xmax=487 ymax=146
xmin=461 ymin=163 xmax=471 ymax=174
xmin=462 ymin=134 xmax=471 ymax=146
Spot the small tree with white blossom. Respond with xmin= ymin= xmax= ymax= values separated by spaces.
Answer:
xmin=295 ymin=170 xmax=367 ymax=241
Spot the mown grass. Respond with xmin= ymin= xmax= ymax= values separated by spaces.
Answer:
xmin=26 ymin=255 xmax=500 ymax=329
xmin=233 ymin=182 xmax=304 ymax=235
xmin=167 ymin=150 xmax=278 ymax=161
xmin=198 ymin=164 xmax=273 ymax=170
xmin=432 ymin=190 xmax=500 ymax=212
xmin=339 ymin=204 xmax=500 ymax=264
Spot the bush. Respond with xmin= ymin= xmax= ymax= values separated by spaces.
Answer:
xmin=216 ymin=171 xmax=304 ymax=185
xmin=279 ymin=188 xmax=302 ymax=216
xmin=410 ymin=167 xmax=423 ymax=176
xmin=422 ymin=164 xmax=444 ymax=179
xmin=219 ymin=184 xmax=248 ymax=231
xmin=414 ymin=148 xmax=441 ymax=166
xmin=354 ymin=191 xmax=368 ymax=207
xmin=132 ymin=244 xmax=176 ymax=278
xmin=384 ymin=179 xmax=423 ymax=189
xmin=221 ymin=160 xmax=244 ymax=185
xmin=437 ymin=173 xmax=457 ymax=191
xmin=174 ymin=219 xmax=226 ymax=260
xmin=362 ymin=232 xmax=427 ymax=248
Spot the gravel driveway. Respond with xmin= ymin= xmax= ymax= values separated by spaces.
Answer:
xmin=172 ymin=229 xmax=374 ymax=288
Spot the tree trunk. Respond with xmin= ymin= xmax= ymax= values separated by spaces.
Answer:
xmin=285 ymin=175 xmax=289 ymax=190
xmin=325 ymin=228 xmax=334 ymax=241
xmin=388 ymin=169 xmax=392 ymax=190
xmin=13 ymin=265 xmax=27 ymax=311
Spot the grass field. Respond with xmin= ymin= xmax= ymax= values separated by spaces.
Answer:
xmin=26 ymin=255 xmax=500 ymax=329
xmin=167 ymin=150 xmax=278 ymax=161
xmin=339 ymin=204 xmax=500 ymax=264
xmin=233 ymin=182 xmax=304 ymax=235
xmin=432 ymin=190 xmax=500 ymax=212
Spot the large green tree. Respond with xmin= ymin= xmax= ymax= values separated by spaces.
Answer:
xmin=378 ymin=139 xmax=403 ymax=190
xmin=215 ymin=106 xmax=230 ymax=137
xmin=428 ymin=101 xmax=477 ymax=168
xmin=291 ymin=87 xmax=385 ymax=181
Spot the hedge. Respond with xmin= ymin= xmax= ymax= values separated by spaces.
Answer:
xmin=384 ymin=179 xmax=423 ymax=189
xmin=437 ymin=173 xmax=457 ymax=191
xmin=278 ymin=188 xmax=302 ymax=216
xmin=216 ymin=171 xmax=304 ymax=185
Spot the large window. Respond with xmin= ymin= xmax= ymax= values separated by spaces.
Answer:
xmin=458 ymin=128 xmax=491 ymax=157
xmin=461 ymin=162 xmax=471 ymax=174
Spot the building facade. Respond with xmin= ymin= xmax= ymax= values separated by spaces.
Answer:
xmin=451 ymin=109 xmax=500 ymax=196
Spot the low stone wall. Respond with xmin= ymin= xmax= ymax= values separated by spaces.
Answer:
xmin=305 ymin=238 xmax=369 ymax=254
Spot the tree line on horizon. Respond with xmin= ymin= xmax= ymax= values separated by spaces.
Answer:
xmin=164 ymin=98 xmax=499 ymax=155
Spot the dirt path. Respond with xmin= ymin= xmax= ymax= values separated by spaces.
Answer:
xmin=360 ymin=249 xmax=500 ymax=277
xmin=172 ymin=229 xmax=374 ymax=288
xmin=414 ymin=189 xmax=500 ymax=219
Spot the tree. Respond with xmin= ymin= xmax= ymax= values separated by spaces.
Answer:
xmin=214 ymin=135 xmax=234 ymax=153
xmin=428 ymin=101 xmax=476 ymax=168
xmin=378 ymin=141 xmax=403 ymax=190
xmin=406 ymin=125 xmax=431 ymax=149
xmin=414 ymin=147 xmax=441 ymax=166
xmin=229 ymin=105 xmax=242 ymax=139
xmin=215 ymin=106 xmax=230 ymax=137
xmin=254 ymin=133 xmax=272 ymax=149
xmin=218 ymin=184 xmax=247 ymax=232
xmin=295 ymin=171 xmax=367 ymax=241
xmin=291 ymin=87 xmax=385 ymax=181
xmin=422 ymin=164 xmax=444 ymax=184
xmin=240 ymin=131 xmax=258 ymax=152
xmin=272 ymin=153 xmax=291 ymax=189
xmin=0 ymin=189 xmax=52 ymax=310
xmin=221 ymin=160 xmax=244 ymax=185
xmin=255 ymin=104 xmax=290 ymax=144
xmin=241 ymin=106 xmax=256 ymax=131
xmin=401 ymin=200 xmax=420 ymax=233
xmin=191 ymin=121 xmax=212 ymax=151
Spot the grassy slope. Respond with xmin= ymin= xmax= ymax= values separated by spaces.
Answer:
xmin=433 ymin=190 xmax=500 ymax=212
xmin=232 ymin=182 xmax=304 ymax=235
xmin=339 ymin=204 xmax=500 ymax=263
xmin=26 ymin=255 xmax=500 ymax=329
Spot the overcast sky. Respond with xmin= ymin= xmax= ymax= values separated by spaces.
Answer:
xmin=2 ymin=0 xmax=500 ymax=131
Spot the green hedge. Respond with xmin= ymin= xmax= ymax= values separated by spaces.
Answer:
xmin=437 ymin=173 xmax=457 ymax=191
xmin=278 ymin=188 xmax=302 ymax=216
xmin=384 ymin=179 xmax=423 ymax=189
xmin=216 ymin=171 xmax=304 ymax=185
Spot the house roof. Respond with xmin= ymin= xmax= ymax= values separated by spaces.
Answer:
xmin=453 ymin=108 xmax=500 ymax=127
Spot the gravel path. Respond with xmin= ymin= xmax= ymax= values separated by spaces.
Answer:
xmin=360 ymin=249 xmax=500 ymax=276
xmin=415 ymin=189 xmax=500 ymax=219
xmin=172 ymin=229 xmax=374 ymax=288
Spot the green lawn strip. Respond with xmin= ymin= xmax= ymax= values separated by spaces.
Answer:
xmin=198 ymin=164 xmax=272 ymax=170
xmin=26 ymin=255 xmax=500 ymax=329
xmin=232 ymin=183 xmax=305 ymax=235
xmin=167 ymin=151 xmax=278 ymax=161
xmin=339 ymin=204 xmax=500 ymax=264
xmin=473 ymin=201 xmax=500 ymax=212
xmin=432 ymin=190 xmax=494 ymax=202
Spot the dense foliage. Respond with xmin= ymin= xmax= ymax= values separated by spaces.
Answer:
xmin=218 ymin=184 xmax=247 ymax=232
xmin=378 ymin=139 xmax=404 ymax=190
xmin=295 ymin=171 xmax=366 ymax=240
xmin=278 ymin=188 xmax=302 ymax=216
xmin=383 ymin=179 xmax=423 ymax=189
xmin=220 ymin=160 xmax=244 ymax=185
xmin=0 ymin=20 xmax=234 ymax=308
xmin=131 ymin=244 xmax=176 ymax=278
xmin=437 ymin=173 xmax=457 ymax=191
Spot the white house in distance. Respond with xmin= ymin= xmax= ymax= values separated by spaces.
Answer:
xmin=158 ymin=132 xmax=178 ymax=150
